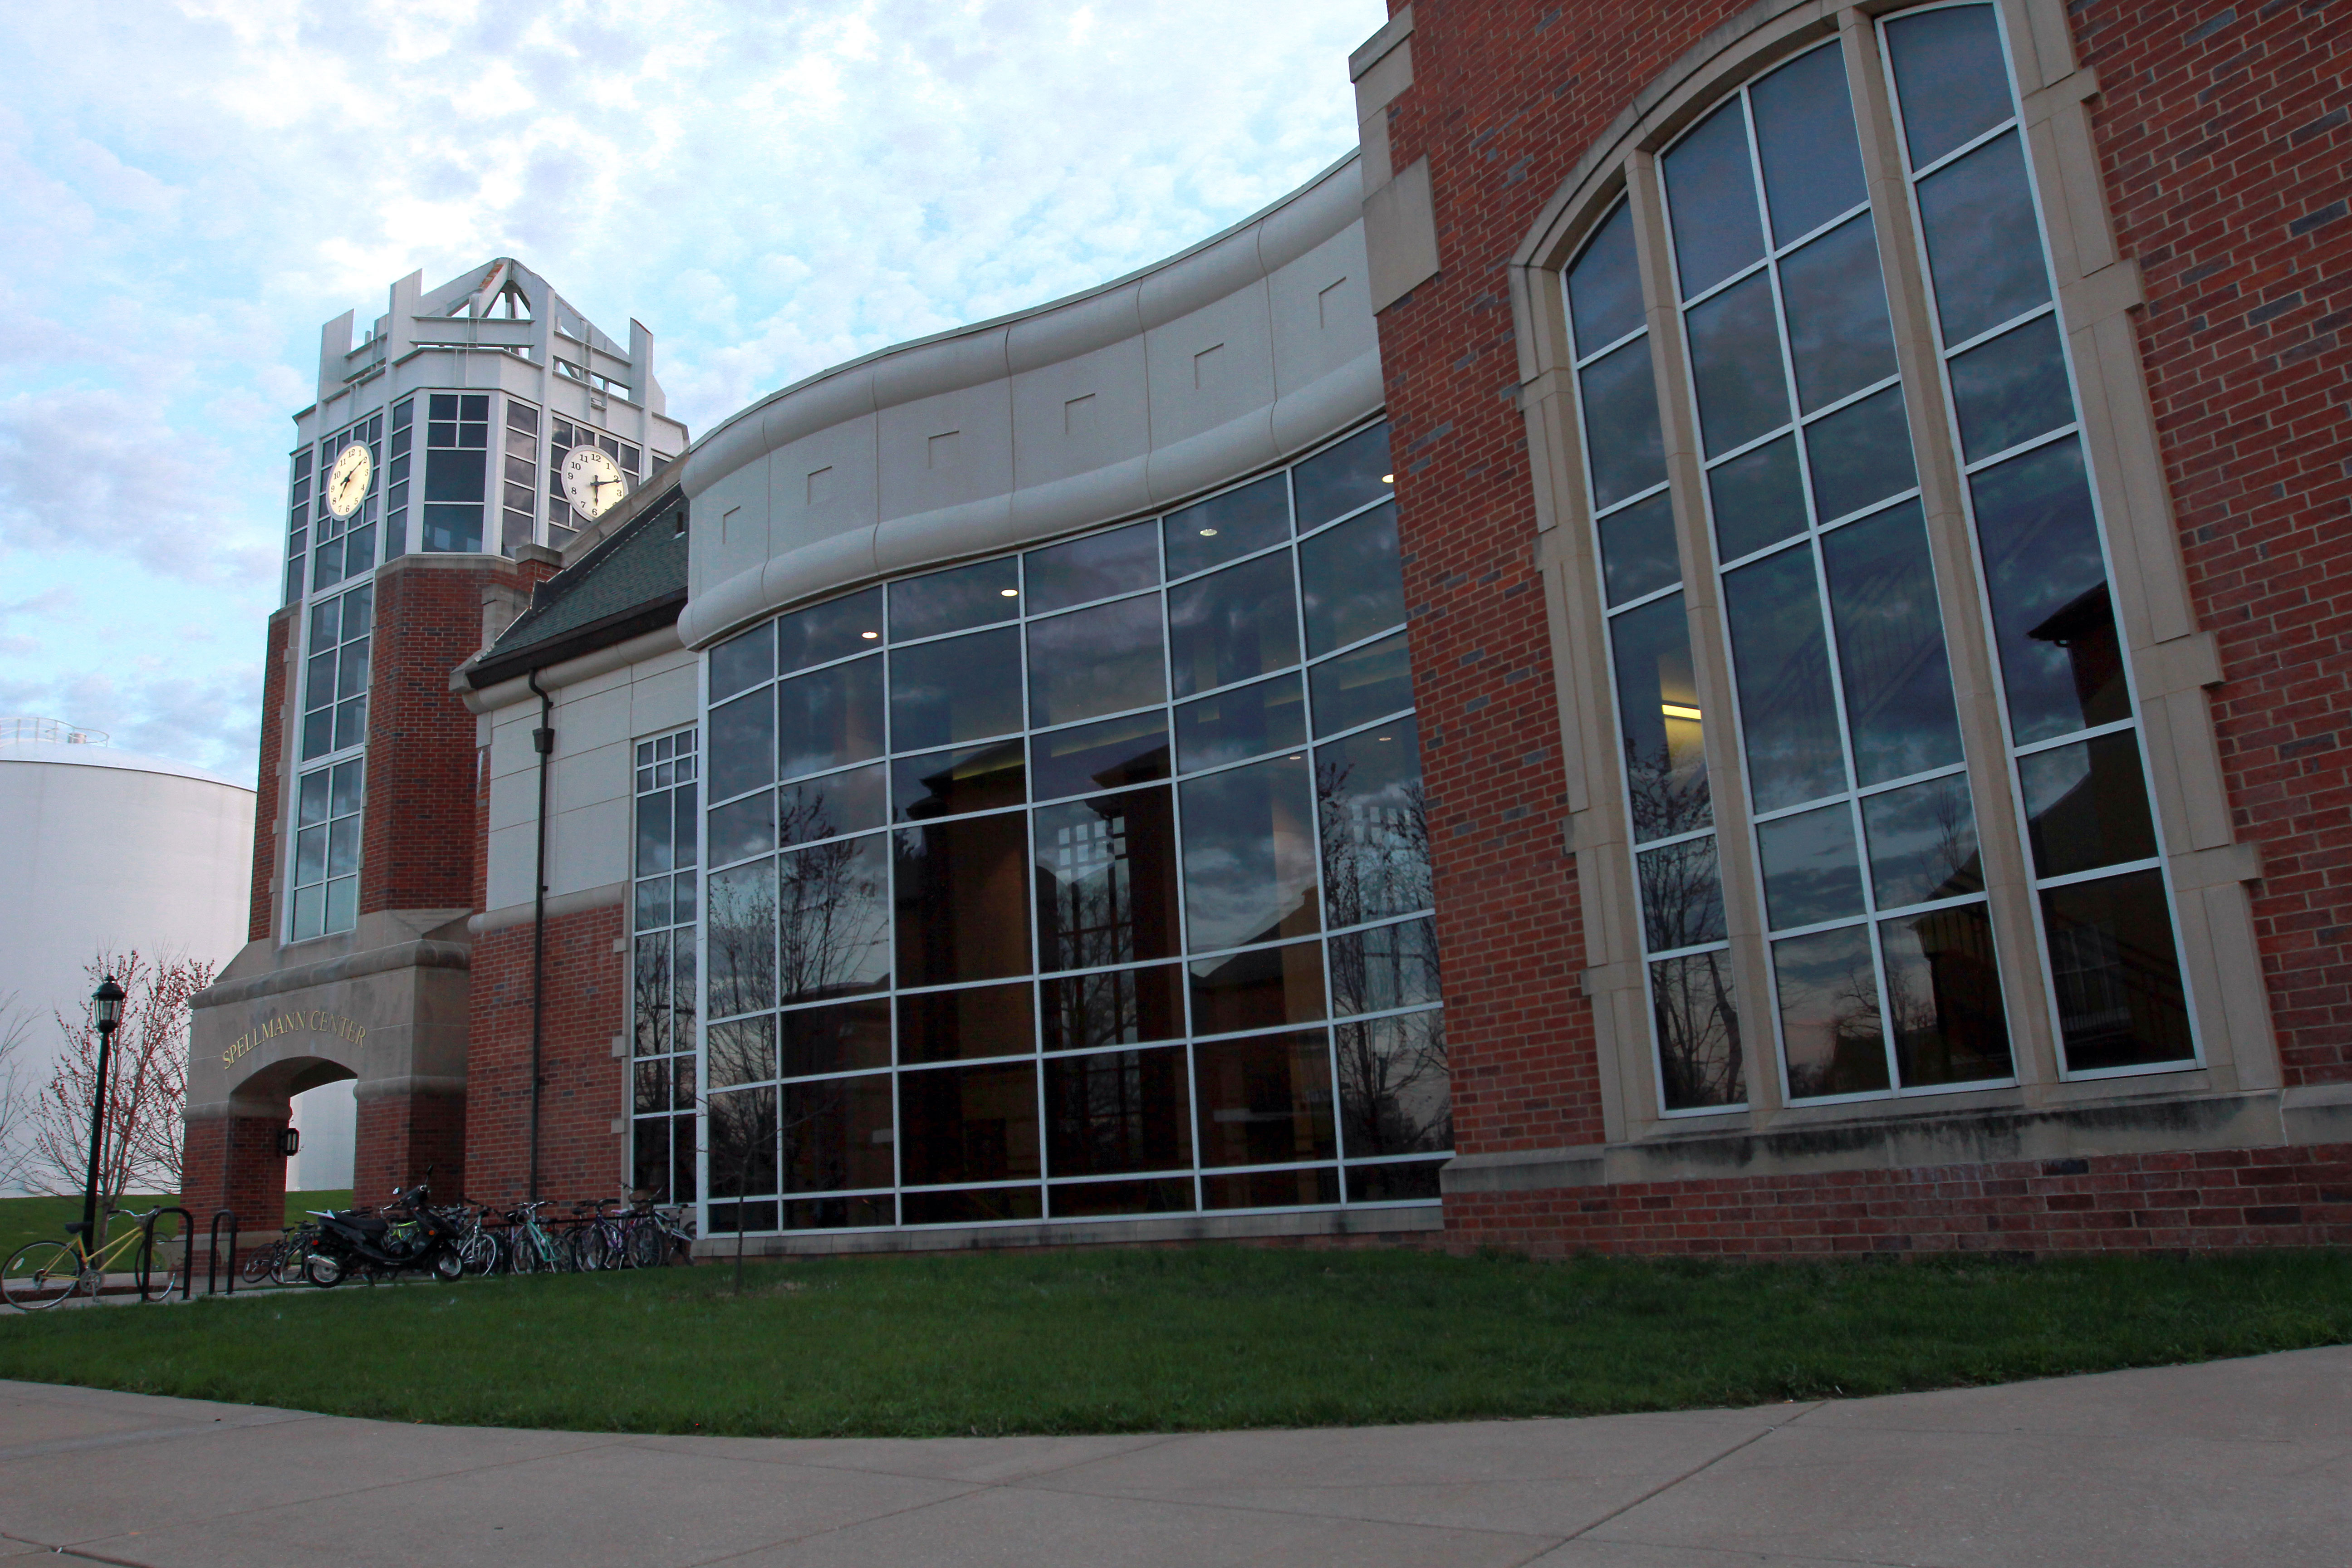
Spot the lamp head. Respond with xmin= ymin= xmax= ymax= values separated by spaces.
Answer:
xmin=92 ymin=976 xmax=126 ymax=1035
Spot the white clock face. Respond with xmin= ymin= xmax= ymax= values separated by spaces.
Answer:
xmin=325 ymin=442 xmax=372 ymax=519
xmin=561 ymin=445 xmax=628 ymax=520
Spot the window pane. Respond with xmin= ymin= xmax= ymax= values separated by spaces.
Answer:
xmin=635 ymin=935 xmax=673 ymax=1055
xmin=1651 ymin=951 xmax=1744 ymax=1109
xmin=1597 ymin=490 xmax=1681 ymax=606
xmin=709 ymin=1086 xmax=779 ymax=1198
xmin=295 ymin=825 xmax=326 ymax=884
xmin=784 ymin=1194 xmax=895 ymax=1229
xmin=1915 ymin=131 xmax=2049 ymax=344
xmin=1034 ymin=787 xmax=1181 ymax=971
xmin=1051 ymin=1177 xmax=1195 ymax=1217
xmin=780 ymin=998 xmax=892 ymax=1078
xmin=1026 ymin=594 xmax=1166 ymax=726
xmin=707 ymin=789 xmax=774 ymax=866
xmin=1292 ymin=423 xmax=1393 ymax=529
xmin=1025 ymin=521 xmax=1159 ymax=614
xmin=326 ymin=816 xmax=360 ymax=877
xmin=635 ymin=875 xmax=671 ymax=932
xmin=893 ymin=813 xmax=1033 ymax=986
xmin=1662 ymin=98 xmax=1766 ymax=299
xmin=898 ymin=981 xmax=1035 ymax=1063
xmin=298 ymin=769 xmax=331 ymax=827
xmin=780 ymin=833 xmax=891 ymax=1002
xmin=1967 ymin=438 xmax=2128 ymax=744
xmin=781 ymin=1073 xmax=896 ymax=1193
xmin=1203 ymin=1167 xmax=1340 ymax=1210
xmin=1166 ymin=552 xmax=1299 ymax=697
xmin=707 ymin=689 xmax=775 ymax=801
xmin=1638 ymin=837 xmax=1728 ymax=953
xmin=1179 ymin=754 xmax=1320 ymax=951
xmin=1165 ymin=473 xmax=1289 ymax=578
xmin=1862 ymin=773 xmax=1985 ymax=908
xmin=780 ymin=763 xmax=887 ymax=845
xmin=1308 ymin=631 xmax=1413 ymax=736
xmin=780 ymin=653 xmax=886 ymax=779
xmin=335 ymin=640 xmax=369 ymax=701
xmin=1950 ymin=314 xmax=2074 ymax=461
xmin=2019 ymin=731 xmax=2160 ymax=878
xmin=1315 ymin=717 xmax=1431 ymax=926
xmin=1041 ymin=964 xmax=1185 ymax=1053
xmin=1328 ymin=917 xmax=1441 ymax=1015
xmin=1030 ymin=711 xmax=1170 ymax=800
xmin=637 ymin=786 xmax=678 ymax=874
xmin=1578 ymin=338 xmax=1667 ymax=509
xmin=331 ymin=697 xmax=367 ymax=753
xmin=1567 ymin=201 xmax=1646 ymax=353
xmin=710 ymin=620 xmax=774 ymax=702
xmin=1820 ymin=500 xmax=1965 ymax=785
xmin=706 ymin=860 xmax=778 ymax=1018
xmin=1885 ymin=3 xmax=2017 ymax=168
xmin=672 ymin=870 xmax=698 ymax=926
xmin=1708 ymin=434 xmax=1808 ymax=563
xmin=1609 ymin=593 xmax=1712 ymax=842
xmin=331 ymin=759 xmax=363 ymax=817
xmin=1045 ymin=1047 xmax=1192 ymax=1177
xmin=1804 ymin=384 xmax=1917 ymax=521
xmin=1777 ymin=216 xmax=1899 ymax=414
xmin=633 ymin=1117 xmax=671 ymax=1202
xmin=300 ymin=707 xmax=333 ymax=762
xmin=888 ymin=628 xmax=1021 ymax=751
xmin=1883 ymin=902 xmax=2012 ymax=1086
xmin=1190 ymin=937 xmax=1327 ymax=1035
xmin=1685 ymin=271 xmax=1790 ymax=458
xmin=893 ymin=741 xmax=1024 ymax=821
xmin=779 ymin=586 xmax=883 ymax=674
xmin=1749 ymin=42 xmax=1867 ymax=245
xmin=2041 ymin=869 xmax=2193 ymax=1071
xmin=1299 ymin=502 xmax=1404 ymax=656
xmin=901 ymin=1186 xmax=1041 ymax=1224
xmin=1193 ymin=1031 xmax=1337 ymax=1166
xmin=1176 ymin=673 xmax=1305 ymax=773
xmin=897 ymin=1061 xmax=1041 ymax=1185
xmin=889 ymin=557 xmax=1019 ymax=640
xmin=291 ymin=884 xmax=324 ymax=942
xmin=1774 ymin=926 xmax=1890 ymax=1098
xmin=1337 ymin=1010 xmax=1450 ymax=1156
xmin=1724 ymin=545 xmax=1848 ymax=812
xmin=1756 ymin=803 xmax=1866 ymax=931
xmin=707 ymin=1015 xmax=777 ymax=1088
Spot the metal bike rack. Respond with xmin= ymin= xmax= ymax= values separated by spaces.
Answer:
xmin=151 ymin=1207 xmax=194 ymax=1302
xmin=206 ymin=1210 xmax=238 ymax=1296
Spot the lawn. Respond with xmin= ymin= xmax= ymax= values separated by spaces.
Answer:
xmin=1 ymin=1245 xmax=2347 ymax=1438
xmin=0 ymin=1191 xmax=354 ymax=1264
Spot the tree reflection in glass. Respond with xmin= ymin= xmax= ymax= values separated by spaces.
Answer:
xmin=1034 ymin=788 xmax=1179 ymax=972
xmin=1315 ymin=718 xmax=1431 ymax=928
xmin=779 ymin=833 xmax=891 ymax=1004
xmin=1336 ymin=1010 xmax=1450 ymax=1156
xmin=1774 ymin=926 xmax=1890 ymax=1098
xmin=1609 ymin=594 xmax=1711 ymax=842
xmin=705 ymin=861 xmax=777 ymax=1019
xmin=1650 ymin=953 xmax=1744 ymax=1110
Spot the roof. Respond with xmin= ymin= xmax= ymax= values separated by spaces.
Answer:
xmin=0 ymin=740 xmax=252 ymax=793
xmin=467 ymin=481 xmax=689 ymax=687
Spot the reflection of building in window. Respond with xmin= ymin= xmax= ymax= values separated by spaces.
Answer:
xmin=422 ymin=393 xmax=489 ymax=554
xmin=631 ymin=728 xmax=698 ymax=1205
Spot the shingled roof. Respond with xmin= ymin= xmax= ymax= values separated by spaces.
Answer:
xmin=466 ymin=482 xmax=688 ymax=688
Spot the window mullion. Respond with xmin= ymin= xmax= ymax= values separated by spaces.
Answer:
xmin=1839 ymin=13 xmax=2059 ymax=1090
xmin=1626 ymin=152 xmax=1776 ymax=1119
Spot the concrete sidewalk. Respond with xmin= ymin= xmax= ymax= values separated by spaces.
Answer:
xmin=0 ymin=1347 xmax=2346 ymax=1567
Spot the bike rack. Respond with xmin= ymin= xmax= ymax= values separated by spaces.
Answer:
xmin=206 ymin=1209 xmax=238 ymax=1297
xmin=151 ymin=1207 xmax=194 ymax=1302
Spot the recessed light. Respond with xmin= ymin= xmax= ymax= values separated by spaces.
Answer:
xmin=861 ymin=630 xmax=879 ymax=639
xmin=1661 ymin=703 xmax=1702 ymax=721
xmin=1198 ymin=527 xmax=1219 ymax=537
xmin=1377 ymin=735 xmax=1391 ymax=742
xmin=1000 ymin=588 xmax=1019 ymax=598
xmin=1380 ymin=473 xmax=1394 ymax=484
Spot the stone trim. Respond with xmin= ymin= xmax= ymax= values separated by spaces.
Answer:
xmin=705 ymin=1203 xmax=1446 ymax=1259
xmin=192 ymin=938 xmax=470 ymax=1010
xmin=466 ymin=881 xmax=628 ymax=935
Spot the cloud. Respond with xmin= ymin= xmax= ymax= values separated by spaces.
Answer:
xmin=1 ymin=0 xmax=1385 ymax=777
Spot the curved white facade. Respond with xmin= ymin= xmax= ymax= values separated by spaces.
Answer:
xmin=0 ymin=741 xmax=262 ymax=1190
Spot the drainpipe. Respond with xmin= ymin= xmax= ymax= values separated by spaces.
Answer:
xmin=526 ymin=669 xmax=554 ymax=1202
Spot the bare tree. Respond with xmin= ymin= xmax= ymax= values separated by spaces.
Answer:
xmin=0 ymin=994 xmax=42 ymax=1192
xmin=25 ymin=952 xmax=212 ymax=1204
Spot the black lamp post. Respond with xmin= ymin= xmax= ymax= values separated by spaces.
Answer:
xmin=80 ymin=977 xmax=127 ymax=1246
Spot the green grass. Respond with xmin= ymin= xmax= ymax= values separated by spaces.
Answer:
xmin=2 ymin=1245 xmax=2347 ymax=1437
xmin=0 ymin=1191 xmax=354 ymax=1263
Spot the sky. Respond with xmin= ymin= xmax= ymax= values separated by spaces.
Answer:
xmin=0 ymin=0 xmax=1387 ymax=784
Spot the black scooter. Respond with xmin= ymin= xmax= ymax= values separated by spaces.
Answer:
xmin=306 ymin=1176 xmax=466 ymax=1287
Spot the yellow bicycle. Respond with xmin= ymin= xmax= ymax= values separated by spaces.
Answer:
xmin=3 ymin=1206 xmax=180 ymax=1311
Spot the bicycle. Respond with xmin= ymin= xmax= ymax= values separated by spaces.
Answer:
xmin=631 ymin=1203 xmax=696 ymax=1268
xmin=3 ymin=1205 xmax=181 ymax=1311
xmin=501 ymin=1200 xmax=572 ymax=1274
xmin=242 ymin=1222 xmax=322 ymax=1287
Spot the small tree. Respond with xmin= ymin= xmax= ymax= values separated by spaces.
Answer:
xmin=26 ymin=951 xmax=212 ymax=1206
xmin=0 ymin=994 xmax=41 ymax=1192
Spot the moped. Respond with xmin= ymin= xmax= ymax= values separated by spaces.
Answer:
xmin=306 ymin=1176 xmax=465 ymax=1287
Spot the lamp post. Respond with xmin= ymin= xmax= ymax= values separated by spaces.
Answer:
xmin=80 ymin=977 xmax=127 ymax=1246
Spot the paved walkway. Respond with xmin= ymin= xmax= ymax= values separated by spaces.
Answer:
xmin=1 ymin=1347 xmax=2346 ymax=1566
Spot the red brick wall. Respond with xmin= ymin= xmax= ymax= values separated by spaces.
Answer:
xmin=463 ymin=903 xmax=627 ymax=1207
xmin=2075 ymin=0 xmax=2352 ymax=1085
xmin=181 ymin=1113 xmax=288 ymax=1238
xmin=1449 ymin=1142 xmax=2352 ymax=1255
xmin=353 ymin=1089 xmax=467 ymax=1202
xmin=247 ymin=610 xmax=294 ymax=943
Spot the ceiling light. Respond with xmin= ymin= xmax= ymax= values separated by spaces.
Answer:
xmin=861 ymin=630 xmax=879 ymax=639
xmin=1661 ymin=703 xmax=1702 ymax=721
xmin=1381 ymin=473 xmax=1394 ymax=484
xmin=1198 ymin=527 xmax=1218 ymax=537
xmin=1000 ymin=588 xmax=1019 ymax=597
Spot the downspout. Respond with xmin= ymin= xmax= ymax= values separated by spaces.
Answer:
xmin=526 ymin=668 xmax=554 ymax=1202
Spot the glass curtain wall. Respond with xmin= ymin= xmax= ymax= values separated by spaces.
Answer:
xmin=1881 ymin=4 xmax=2194 ymax=1073
xmin=1563 ymin=13 xmax=2193 ymax=1109
xmin=696 ymin=422 xmax=1447 ymax=1234
xmin=632 ymin=729 xmax=700 ymax=1202
xmin=289 ymin=580 xmax=372 ymax=942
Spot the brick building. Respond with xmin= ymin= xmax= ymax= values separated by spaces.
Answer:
xmin=186 ymin=0 xmax=2348 ymax=1257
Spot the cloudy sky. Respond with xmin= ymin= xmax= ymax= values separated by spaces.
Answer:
xmin=0 ymin=0 xmax=1384 ymax=783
